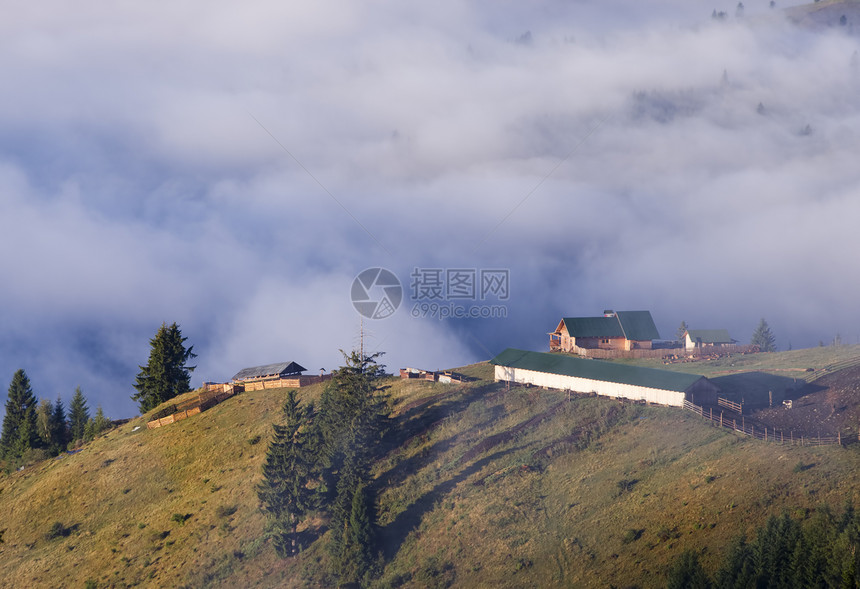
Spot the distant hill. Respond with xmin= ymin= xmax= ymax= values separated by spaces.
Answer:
xmin=1 ymin=350 xmax=860 ymax=587
xmin=785 ymin=0 xmax=860 ymax=33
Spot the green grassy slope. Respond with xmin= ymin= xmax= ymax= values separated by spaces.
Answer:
xmin=617 ymin=343 xmax=860 ymax=404
xmin=1 ymin=354 xmax=859 ymax=588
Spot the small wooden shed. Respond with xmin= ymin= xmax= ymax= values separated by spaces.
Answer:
xmin=684 ymin=329 xmax=737 ymax=351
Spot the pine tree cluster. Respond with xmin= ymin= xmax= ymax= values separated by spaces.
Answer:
xmin=257 ymin=349 xmax=389 ymax=587
xmin=667 ymin=505 xmax=860 ymax=588
xmin=1 ymin=371 xmax=111 ymax=468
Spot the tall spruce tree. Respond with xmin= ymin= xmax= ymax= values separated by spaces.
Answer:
xmin=676 ymin=320 xmax=690 ymax=342
xmin=50 ymin=395 xmax=69 ymax=452
xmin=132 ymin=322 xmax=196 ymax=413
xmin=1 ymin=369 xmax=39 ymax=460
xmin=315 ymin=350 xmax=388 ymax=584
xmin=751 ymin=318 xmax=777 ymax=352
xmin=257 ymin=390 xmax=315 ymax=557
xmin=337 ymin=483 xmax=375 ymax=586
xmin=69 ymin=387 xmax=90 ymax=443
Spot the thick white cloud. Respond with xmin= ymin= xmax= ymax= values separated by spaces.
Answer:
xmin=1 ymin=0 xmax=859 ymax=417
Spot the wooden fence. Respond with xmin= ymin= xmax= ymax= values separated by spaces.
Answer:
xmin=147 ymin=386 xmax=240 ymax=430
xmin=682 ymin=400 xmax=844 ymax=446
xmin=239 ymin=374 xmax=332 ymax=391
xmin=717 ymin=397 xmax=743 ymax=414
xmin=805 ymin=356 xmax=860 ymax=383
xmin=567 ymin=344 xmax=756 ymax=360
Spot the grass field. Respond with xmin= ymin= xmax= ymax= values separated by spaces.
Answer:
xmin=617 ymin=343 xmax=860 ymax=405
xmin=1 ymin=349 xmax=859 ymax=587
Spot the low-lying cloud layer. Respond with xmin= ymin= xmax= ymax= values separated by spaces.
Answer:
xmin=2 ymin=1 xmax=859 ymax=418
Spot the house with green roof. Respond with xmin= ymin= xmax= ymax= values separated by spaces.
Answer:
xmin=549 ymin=310 xmax=660 ymax=354
xmin=684 ymin=329 xmax=737 ymax=351
xmin=491 ymin=348 xmax=720 ymax=407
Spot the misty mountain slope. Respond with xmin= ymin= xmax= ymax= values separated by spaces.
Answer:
xmin=786 ymin=0 xmax=860 ymax=31
xmin=1 ymin=358 xmax=859 ymax=588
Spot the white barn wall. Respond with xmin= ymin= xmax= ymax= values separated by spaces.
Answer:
xmin=494 ymin=365 xmax=687 ymax=407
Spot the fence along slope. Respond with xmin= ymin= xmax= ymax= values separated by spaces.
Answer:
xmin=682 ymin=399 xmax=844 ymax=446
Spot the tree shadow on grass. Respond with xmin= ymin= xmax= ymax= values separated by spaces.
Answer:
xmin=385 ymin=383 xmax=501 ymax=446
xmin=378 ymin=445 xmax=523 ymax=561
xmin=295 ymin=524 xmax=328 ymax=552
xmin=375 ymin=383 xmax=504 ymax=489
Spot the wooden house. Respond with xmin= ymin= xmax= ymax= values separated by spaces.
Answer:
xmin=549 ymin=310 xmax=660 ymax=354
xmin=231 ymin=361 xmax=307 ymax=383
xmin=491 ymin=348 xmax=720 ymax=407
xmin=684 ymin=329 xmax=736 ymax=351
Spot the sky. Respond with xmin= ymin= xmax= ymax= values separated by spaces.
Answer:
xmin=2 ymin=0 xmax=860 ymax=419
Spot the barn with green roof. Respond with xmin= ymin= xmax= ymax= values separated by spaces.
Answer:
xmin=490 ymin=348 xmax=720 ymax=407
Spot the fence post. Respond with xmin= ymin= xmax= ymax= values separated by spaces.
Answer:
xmin=720 ymin=411 xmax=723 ymax=428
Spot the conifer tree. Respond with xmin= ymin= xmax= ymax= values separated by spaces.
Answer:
xmin=676 ymin=321 xmax=690 ymax=342
xmin=315 ymin=350 xmax=388 ymax=584
xmin=337 ymin=483 xmax=375 ymax=586
xmin=751 ymin=318 xmax=777 ymax=352
xmin=51 ymin=395 xmax=69 ymax=452
xmin=84 ymin=406 xmax=111 ymax=441
xmin=132 ymin=322 xmax=196 ymax=413
xmin=258 ymin=390 xmax=315 ymax=557
xmin=69 ymin=387 xmax=90 ymax=443
xmin=316 ymin=350 xmax=388 ymax=474
xmin=1 ymin=369 xmax=39 ymax=460
xmin=666 ymin=550 xmax=711 ymax=589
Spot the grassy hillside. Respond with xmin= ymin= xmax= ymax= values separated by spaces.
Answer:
xmin=1 ymin=353 xmax=859 ymax=588
xmin=619 ymin=343 xmax=860 ymax=404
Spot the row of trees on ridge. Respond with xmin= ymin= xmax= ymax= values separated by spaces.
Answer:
xmin=0 ymin=321 xmax=197 ymax=470
xmin=0 ymin=370 xmax=109 ymax=466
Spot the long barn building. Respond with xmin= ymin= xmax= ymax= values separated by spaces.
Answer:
xmin=490 ymin=348 xmax=719 ymax=407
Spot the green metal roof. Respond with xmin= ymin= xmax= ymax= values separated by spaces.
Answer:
xmin=490 ymin=348 xmax=707 ymax=392
xmin=560 ymin=310 xmax=660 ymax=341
xmin=615 ymin=311 xmax=661 ymax=341
xmin=686 ymin=329 xmax=734 ymax=344
xmin=561 ymin=316 xmax=624 ymax=338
